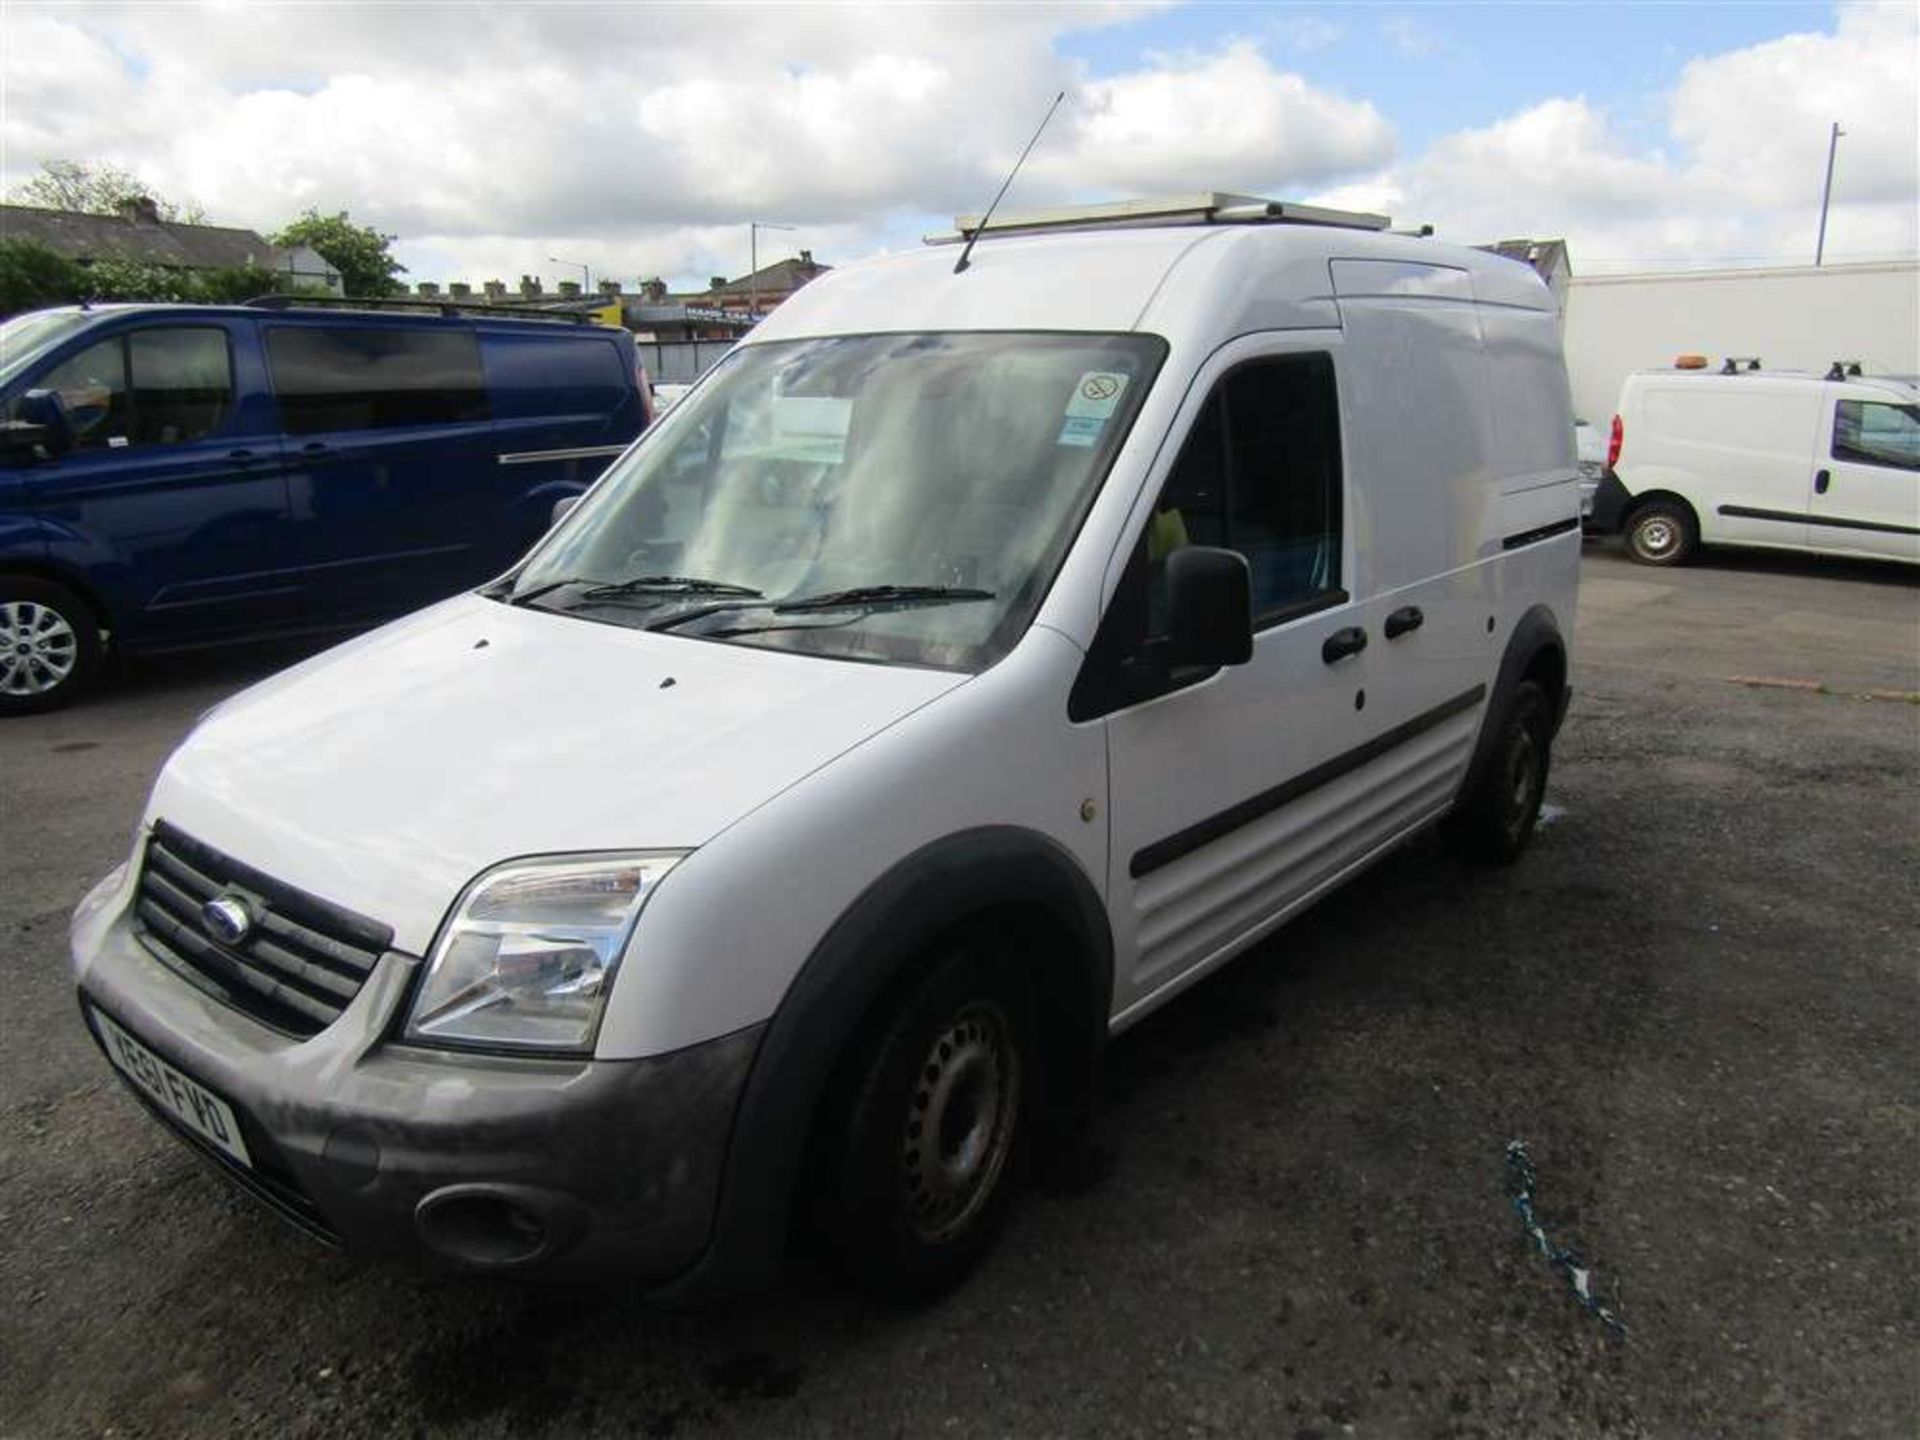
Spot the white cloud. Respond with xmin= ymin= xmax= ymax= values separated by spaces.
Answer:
xmin=1 ymin=2 xmax=1914 ymax=287
xmin=1039 ymin=41 xmax=1393 ymax=198
xmin=1315 ymin=1 xmax=1917 ymax=271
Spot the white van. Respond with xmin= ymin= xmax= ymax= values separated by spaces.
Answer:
xmin=1591 ymin=360 xmax=1920 ymax=565
xmin=69 ymin=195 xmax=1580 ymax=1300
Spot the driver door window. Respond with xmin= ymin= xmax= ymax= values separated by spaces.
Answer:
xmin=25 ymin=337 xmax=130 ymax=449
xmin=15 ymin=329 xmax=234 ymax=450
xmin=1074 ymin=353 xmax=1343 ymax=718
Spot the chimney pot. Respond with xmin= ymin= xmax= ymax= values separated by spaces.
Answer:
xmin=116 ymin=196 xmax=161 ymax=225
xmin=483 ymin=280 xmax=506 ymax=300
xmin=448 ymin=282 xmax=472 ymax=299
xmin=416 ymin=281 xmax=440 ymax=297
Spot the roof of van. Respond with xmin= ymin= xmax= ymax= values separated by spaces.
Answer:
xmin=13 ymin=301 xmax=622 ymax=334
xmin=1623 ymin=367 xmax=1918 ymax=404
xmin=749 ymin=225 xmax=1554 ymax=350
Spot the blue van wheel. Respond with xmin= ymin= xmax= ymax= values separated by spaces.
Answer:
xmin=0 ymin=578 xmax=102 ymax=717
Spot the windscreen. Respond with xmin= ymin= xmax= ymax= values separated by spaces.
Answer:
xmin=0 ymin=310 xmax=98 ymax=390
xmin=509 ymin=331 xmax=1165 ymax=671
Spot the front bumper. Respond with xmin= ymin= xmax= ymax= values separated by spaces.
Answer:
xmin=75 ymin=908 xmax=763 ymax=1283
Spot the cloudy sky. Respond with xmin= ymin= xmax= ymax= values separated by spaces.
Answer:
xmin=3 ymin=1 xmax=1915 ymax=292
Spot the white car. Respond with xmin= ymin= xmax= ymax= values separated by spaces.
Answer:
xmin=72 ymin=193 xmax=1581 ymax=1300
xmin=1591 ymin=364 xmax=1919 ymax=565
xmin=1573 ymin=419 xmax=1606 ymax=517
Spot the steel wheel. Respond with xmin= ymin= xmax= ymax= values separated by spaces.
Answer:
xmin=901 ymin=1000 xmax=1022 ymax=1244
xmin=1626 ymin=502 xmax=1697 ymax=566
xmin=824 ymin=945 xmax=1037 ymax=1299
xmin=1 ymin=599 xmax=80 ymax=698
xmin=1498 ymin=718 xmax=1544 ymax=851
xmin=1447 ymin=679 xmax=1552 ymax=865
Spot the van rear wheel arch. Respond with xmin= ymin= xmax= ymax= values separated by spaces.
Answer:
xmin=676 ymin=827 xmax=1112 ymax=1299
xmin=1451 ymin=605 xmax=1566 ymax=839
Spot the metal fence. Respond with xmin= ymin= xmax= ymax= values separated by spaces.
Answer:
xmin=636 ymin=339 xmax=738 ymax=384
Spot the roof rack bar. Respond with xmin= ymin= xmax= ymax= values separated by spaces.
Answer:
xmin=925 ymin=192 xmax=1393 ymax=246
xmin=244 ymin=294 xmax=594 ymax=325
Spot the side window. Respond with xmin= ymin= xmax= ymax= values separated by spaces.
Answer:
xmin=1144 ymin=353 xmax=1342 ymax=632
xmin=1833 ymin=401 xmax=1920 ymax=472
xmin=128 ymin=329 xmax=233 ymax=445
xmin=1071 ymin=353 xmax=1344 ymax=721
xmin=27 ymin=337 xmax=130 ymax=450
xmin=266 ymin=326 xmax=489 ymax=434
xmin=9 ymin=328 xmax=232 ymax=450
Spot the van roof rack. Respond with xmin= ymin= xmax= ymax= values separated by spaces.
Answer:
xmin=924 ymin=192 xmax=1395 ymax=246
xmin=1719 ymin=356 xmax=1763 ymax=374
xmin=245 ymin=293 xmax=594 ymax=325
xmin=1825 ymin=359 xmax=1864 ymax=380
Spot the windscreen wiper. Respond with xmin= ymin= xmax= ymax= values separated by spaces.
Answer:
xmin=581 ymin=574 xmax=763 ymax=599
xmin=772 ymin=584 xmax=995 ymax=613
xmin=500 ymin=574 xmax=764 ymax=609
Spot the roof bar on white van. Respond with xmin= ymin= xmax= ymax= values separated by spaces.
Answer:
xmin=924 ymin=192 xmax=1394 ymax=246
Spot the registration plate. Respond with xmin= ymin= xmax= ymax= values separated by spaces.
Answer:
xmin=91 ymin=1008 xmax=253 ymax=1168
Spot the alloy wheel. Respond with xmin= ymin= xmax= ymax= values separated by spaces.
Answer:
xmin=0 ymin=600 xmax=79 ymax=698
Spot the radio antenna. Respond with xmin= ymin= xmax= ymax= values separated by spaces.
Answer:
xmin=954 ymin=91 xmax=1066 ymax=275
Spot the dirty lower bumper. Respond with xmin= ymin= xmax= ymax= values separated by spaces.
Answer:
xmin=75 ymin=912 xmax=764 ymax=1284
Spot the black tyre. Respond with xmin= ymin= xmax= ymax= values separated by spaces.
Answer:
xmin=0 ymin=577 xmax=102 ymax=717
xmin=1449 ymin=679 xmax=1552 ymax=865
xmin=1624 ymin=500 xmax=1697 ymax=566
xmin=824 ymin=943 xmax=1036 ymax=1301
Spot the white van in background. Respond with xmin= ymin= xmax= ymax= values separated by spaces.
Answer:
xmin=71 ymin=194 xmax=1580 ymax=1301
xmin=1589 ymin=359 xmax=1920 ymax=566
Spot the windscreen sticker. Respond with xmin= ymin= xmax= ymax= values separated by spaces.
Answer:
xmin=1057 ymin=415 xmax=1106 ymax=448
xmin=1065 ymin=372 xmax=1129 ymax=420
xmin=1058 ymin=371 xmax=1131 ymax=448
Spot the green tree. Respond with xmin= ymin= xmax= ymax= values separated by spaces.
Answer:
xmin=0 ymin=239 xmax=307 ymax=319
xmin=272 ymin=210 xmax=406 ymax=297
xmin=11 ymin=159 xmax=206 ymax=223
xmin=0 ymin=238 xmax=83 ymax=316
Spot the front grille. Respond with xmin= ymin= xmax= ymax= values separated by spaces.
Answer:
xmin=133 ymin=822 xmax=393 ymax=1038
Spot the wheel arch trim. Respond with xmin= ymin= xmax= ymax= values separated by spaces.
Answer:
xmin=654 ymin=825 xmax=1112 ymax=1300
xmin=1457 ymin=603 xmax=1567 ymax=806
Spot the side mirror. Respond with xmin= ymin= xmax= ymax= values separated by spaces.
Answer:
xmin=17 ymin=390 xmax=74 ymax=457
xmin=550 ymin=494 xmax=581 ymax=528
xmin=1166 ymin=545 xmax=1253 ymax=668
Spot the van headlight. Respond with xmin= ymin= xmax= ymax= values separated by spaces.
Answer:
xmin=405 ymin=853 xmax=685 ymax=1053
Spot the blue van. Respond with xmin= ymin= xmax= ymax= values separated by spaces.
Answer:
xmin=0 ymin=299 xmax=649 ymax=713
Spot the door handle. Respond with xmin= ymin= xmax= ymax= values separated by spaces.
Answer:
xmin=1814 ymin=468 xmax=1831 ymax=495
xmin=1321 ymin=626 xmax=1368 ymax=665
xmin=226 ymin=448 xmax=258 ymax=464
xmin=1384 ymin=605 xmax=1424 ymax=640
xmin=299 ymin=441 xmax=330 ymax=456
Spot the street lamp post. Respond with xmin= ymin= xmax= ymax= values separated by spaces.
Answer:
xmin=1814 ymin=123 xmax=1845 ymax=267
xmin=549 ymin=256 xmax=591 ymax=295
xmin=748 ymin=221 xmax=795 ymax=321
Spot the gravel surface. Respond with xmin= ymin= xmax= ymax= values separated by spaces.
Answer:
xmin=2 ymin=544 xmax=1916 ymax=1439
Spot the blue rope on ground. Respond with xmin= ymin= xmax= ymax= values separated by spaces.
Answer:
xmin=1505 ymin=1139 xmax=1629 ymax=1337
